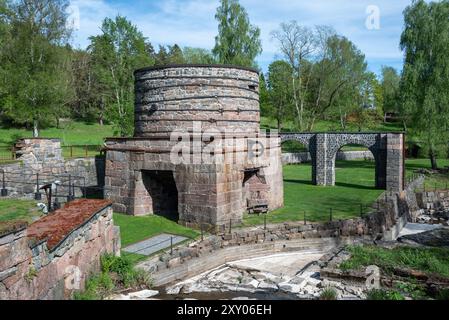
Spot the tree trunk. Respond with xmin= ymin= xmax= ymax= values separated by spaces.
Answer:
xmin=429 ymin=148 xmax=438 ymax=170
xmin=33 ymin=120 xmax=39 ymax=138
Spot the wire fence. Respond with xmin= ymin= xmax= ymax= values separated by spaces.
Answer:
xmin=0 ymin=144 xmax=104 ymax=163
xmin=0 ymin=146 xmax=16 ymax=162
xmin=0 ymin=169 xmax=109 ymax=212
xmin=61 ymin=145 xmax=104 ymax=159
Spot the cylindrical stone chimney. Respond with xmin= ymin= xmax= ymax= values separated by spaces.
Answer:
xmin=133 ymin=64 xmax=260 ymax=137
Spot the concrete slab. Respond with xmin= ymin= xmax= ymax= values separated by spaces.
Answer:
xmin=397 ymin=223 xmax=443 ymax=238
xmin=123 ymin=233 xmax=188 ymax=256
xmin=227 ymin=250 xmax=325 ymax=277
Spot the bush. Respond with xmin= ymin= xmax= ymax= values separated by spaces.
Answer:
xmin=436 ymin=289 xmax=449 ymax=300
xmin=320 ymin=287 xmax=338 ymax=300
xmin=74 ymin=254 xmax=153 ymax=300
xmin=366 ymin=289 xmax=405 ymax=300
xmin=340 ymin=245 xmax=449 ymax=279
xmin=74 ymin=273 xmax=115 ymax=300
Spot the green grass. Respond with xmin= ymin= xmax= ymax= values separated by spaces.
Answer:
xmin=243 ymin=160 xmax=383 ymax=226
xmin=405 ymin=158 xmax=449 ymax=191
xmin=114 ymin=214 xmax=200 ymax=247
xmin=243 ymin=158 xmax=449 ymax=226
xmin=0 ymin=199 xmax=42 ymax=223
xmin=340 ymin=245 xmax=449 ymax=279
xmin=74 ymin=253 xmax=153 ymax=300
xmin=113 ymin=213 xmax=200 ymax=264
xmin=0 ymin=121 xmax=114 ymax=146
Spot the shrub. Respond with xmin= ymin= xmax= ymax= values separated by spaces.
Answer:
xmin=320 ymin=287 xmax=338 ymax=300
xmin=366 ymin=289 xmax=405 ymax=300
xmin=74 ymin=273 xmax=115 ymax=300
xmin=436 ymin=289 xmax=449 ymax=300
xmin=74 ymin=254 xmax=153 ymax=300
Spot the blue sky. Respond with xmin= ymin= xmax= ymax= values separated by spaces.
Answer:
xmin=68 ymin=0 xmax=415 ymax=76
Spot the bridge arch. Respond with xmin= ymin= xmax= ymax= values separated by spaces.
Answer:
xmin=279 ymin=132 xmax=404 ymax=191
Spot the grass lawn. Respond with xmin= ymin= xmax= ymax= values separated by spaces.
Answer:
xmin=113 ymin=213 xmax=200 ymax=264
xmin=243 ymin=160 xmax=383 ymax=226
xmin=0 ymin=121 xmax=114 ymax=146
xmin=405 ymin=158 xmax=449 ymax=191
xmin=243 ymin=158 xmax=449 ymax=226
xmin=340 ymin=245 xmax=449 ymax=279
xmin=0 ymin=199 xmax=42 ymax=223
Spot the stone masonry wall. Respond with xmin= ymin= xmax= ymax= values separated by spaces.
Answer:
xmin=0 ymin=138 xmax=104 ymax=200
xmin=281 ymin=133 xmax=404 ymax=191
xmin=0 ymin=200 xmax=120 ymax=300
xmin=415 ymin=190 xmax=449 ymax=211
xmin=282 ymin=151 xmax=375 ymax=165
xmin=139 ymin=180 xmax=420 ymax=286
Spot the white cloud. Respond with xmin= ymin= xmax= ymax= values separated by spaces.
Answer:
xmin=70 ymin=0 xmax=411 ymax=73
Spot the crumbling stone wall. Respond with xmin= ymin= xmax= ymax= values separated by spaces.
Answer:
xmin=0 ymin=138 xmax=105 ymax=199
xmin=0 ymin=200 xmax=120 ymax=300
xmin=281 ymin=133 xmax=404 ymax=191
xmin=416 ymin=190 xmax=449 ymax=211
xmin=139 ymin=183 xmax=420 ymax=286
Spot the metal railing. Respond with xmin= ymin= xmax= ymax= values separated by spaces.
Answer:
xmin=0 ymin=146 xmax=16 ymax=162
xmin=61 ymin=145 xmax=104 ymax=159
xmin=0 ymin=144 xmax=104 ymax=163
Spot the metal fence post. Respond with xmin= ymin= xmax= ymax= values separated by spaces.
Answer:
xmin=229 ymin=219 xmax=232 ymax=234
xmin=264 ymin=215 xmax=267 ymax=230
xmin=70 ymin=146 xmax=73 ymax=158
xmin=304 ymin=211 xmax=306 ymax=225
xmin=1 ymin=170 xmax=7 ymax=197
xmin=170 ymin=236 xmax=173 ymax=255
xmin=34 ymin=173 xmax=42 ymax=200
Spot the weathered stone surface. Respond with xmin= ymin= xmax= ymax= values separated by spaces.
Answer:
xmin=105 ymin=65 xmax=284 ymax=226
xmin=0 ymin=139 xmax=105 ymax=201
xmin=0 ymin=203 xmax=121 ymax=300
xmin=398 ymin=228 xmax=449 ymax=247
xmin=281 ymin=133 xmax=404 ymax=192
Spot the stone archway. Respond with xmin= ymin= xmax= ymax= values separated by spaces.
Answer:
xmin=280 ymin=133 xmax=404 ymax=192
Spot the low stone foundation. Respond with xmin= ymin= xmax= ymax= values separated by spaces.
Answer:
xmin=416 ymin=190 xmax=449 ymax=211
xmin=138 ymin=176 xmax=423 ymax=286
xmin=282 ymin=151 xmax=375 ymax=165
xmin=0 ymin=138 xmax=105 ymax=200
xmin=0 ymin=199 xmax=120 ymax=300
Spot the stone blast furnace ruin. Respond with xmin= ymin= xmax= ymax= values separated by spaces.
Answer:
xmin=104 ymin=65 xmax=284 ymax=228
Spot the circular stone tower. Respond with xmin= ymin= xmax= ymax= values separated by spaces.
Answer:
xmin=105 ymin=64 xmax=284 ymax=228
xmin=133 ymin=64 xmax=261 ymax=137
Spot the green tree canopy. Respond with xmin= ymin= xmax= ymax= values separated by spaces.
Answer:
xmin=380 ymin=66 xmax=400 ymax=118
xmin=266 ymin=60 xmax=294 ymax=131
xmin=88 ymin=15 xmax=153 ymax=137
xmin=212 ymin=0 xmax=262 ymax=67
xmin=1 ymin=0 xmax=73 ymax=136
xmin=400 ymin=0 xmax=449 ymax=169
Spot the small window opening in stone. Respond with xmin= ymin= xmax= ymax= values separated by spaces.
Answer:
xmin=248 ymin=85 xmax=257 ymax=91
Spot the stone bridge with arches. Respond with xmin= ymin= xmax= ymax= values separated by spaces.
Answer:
xmin=280 ymin=132 xmax=405 ymax=192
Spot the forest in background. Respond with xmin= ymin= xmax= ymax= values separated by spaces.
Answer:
xmin=0 ymin=0 xmax=448 ymax=167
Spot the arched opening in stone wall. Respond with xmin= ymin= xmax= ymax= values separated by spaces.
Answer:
xmin=281 ymin=140 xmax=311 ymax=165
xmin=142 ymin=170 xmax=179 ymax=221
xmin=333 ymin=144 xmax=376 ymax=189
xmin=242 ymin=168 xmax=270 ymax=214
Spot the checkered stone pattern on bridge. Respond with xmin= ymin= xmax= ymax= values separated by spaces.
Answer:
xmin=281 ymin=132 xmax=404 ymax=192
